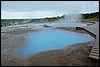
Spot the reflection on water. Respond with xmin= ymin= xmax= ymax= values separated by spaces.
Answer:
xmin=20 ymin=29 xmax=93 ymax=57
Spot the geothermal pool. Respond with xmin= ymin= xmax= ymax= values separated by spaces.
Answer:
xmin=20 ymin=29 xmax=94 ymax=57
xmin=45 ymin=22 xmax=88 ymax=27
xmin=1 ymin=22 xmax=91 ymax=32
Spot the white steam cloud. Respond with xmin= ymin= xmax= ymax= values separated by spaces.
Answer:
xmin=53 ymin=14 xmax=82 ymax=23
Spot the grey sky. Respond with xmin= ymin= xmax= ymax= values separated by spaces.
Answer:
xmin=1 ymin=1 xmax=99 ymax=19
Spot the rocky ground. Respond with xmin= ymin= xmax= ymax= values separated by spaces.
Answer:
xmin=1 ymin=26 xmax=99 ymax=66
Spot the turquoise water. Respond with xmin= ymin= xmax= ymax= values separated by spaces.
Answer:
xmin=20 ymin=29 xmax=93 ymax=57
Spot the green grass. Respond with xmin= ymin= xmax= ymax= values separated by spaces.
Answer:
xmin=81 ymin=18 xmax=99 ymax=22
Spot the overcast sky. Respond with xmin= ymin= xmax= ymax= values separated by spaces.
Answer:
xmin=1 ymin=1 xmax=99 ymax=19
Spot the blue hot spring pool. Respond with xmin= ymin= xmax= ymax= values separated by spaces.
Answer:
xmin=20 ymin=29 xmax=94 ymax=57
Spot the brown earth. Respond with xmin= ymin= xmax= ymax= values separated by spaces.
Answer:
xmin=1 ymin=27 xmax=99 ymax=66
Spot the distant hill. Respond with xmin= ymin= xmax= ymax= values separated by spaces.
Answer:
xmin=1 ymin=15 xmax=64 ymax=27
xmin=81 ymin=12 xmax=99 ymax=21
xmin=1 ymin=11 xmax=99 ymax=27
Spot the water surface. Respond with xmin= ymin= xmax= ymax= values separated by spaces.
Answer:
xmin=20 ymin=29 xmax=93 ymax=57
xmin=45 ymin=22 xmax=88 ymax=27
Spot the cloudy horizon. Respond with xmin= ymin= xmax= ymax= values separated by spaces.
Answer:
xmin=1 ymin=1 xmax=99 ymax=19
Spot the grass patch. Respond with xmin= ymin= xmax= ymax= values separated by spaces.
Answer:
xmin=81 ymin=18 xmax=99 ymax=22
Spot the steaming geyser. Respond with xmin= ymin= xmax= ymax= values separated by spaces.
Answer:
xmin=43 ymin=14 xmax=88 ymax=27
xmin=53 ymin=14 xmax=82 ymax=23
xmin=63 ymin=14 xmax=82 ymax=23
xmin=20 ymin=29 xmax=93 ymax=57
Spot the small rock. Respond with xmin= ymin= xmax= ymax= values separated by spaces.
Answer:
xmin=8 ymin=58 xmax=11 ymax=61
